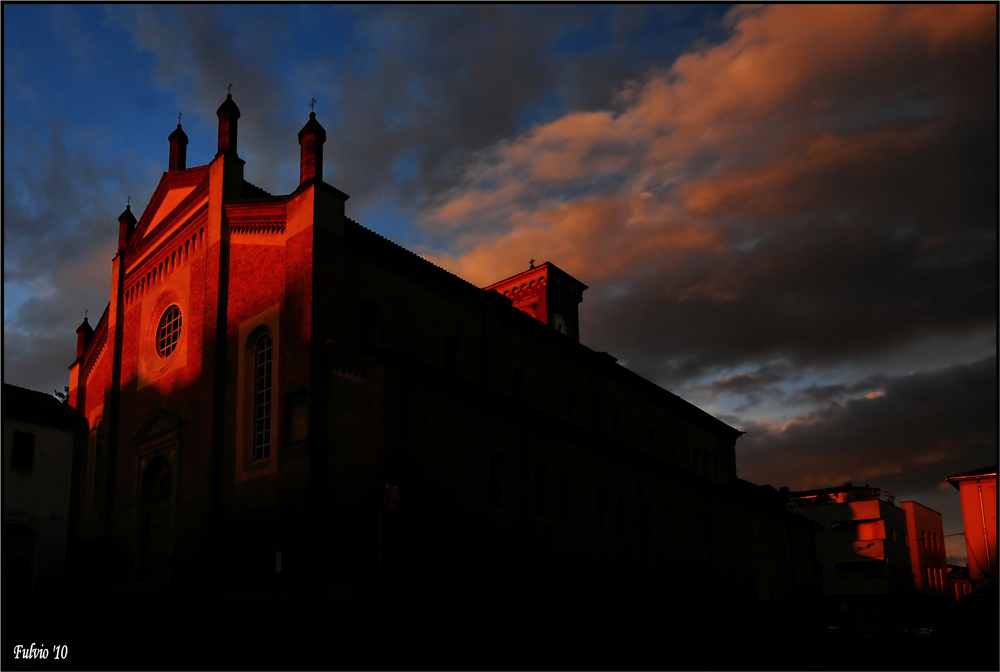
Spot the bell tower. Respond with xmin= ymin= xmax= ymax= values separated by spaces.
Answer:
xmin=484 ymin=261 xmax=587 ymax=342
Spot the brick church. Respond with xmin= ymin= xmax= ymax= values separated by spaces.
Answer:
xmin=67 ymin=94 xmax=819 ymax=613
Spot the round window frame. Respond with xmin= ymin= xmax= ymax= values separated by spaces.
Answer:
xmin=155 ymin=305 xmax=183 ymax=358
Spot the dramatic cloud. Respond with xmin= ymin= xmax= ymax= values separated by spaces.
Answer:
xmin=423 ymin=4 xmax=996 ymax=382
xmin=411 ymin=6 xmax=996 ymax=560
xmin=737 ymin=355 xmax=997 ymax=492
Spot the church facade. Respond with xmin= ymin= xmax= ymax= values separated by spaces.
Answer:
xmin=67 ymin=95 xmax=819 ymax=613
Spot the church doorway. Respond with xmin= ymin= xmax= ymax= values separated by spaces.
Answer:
xmin=139 ymin=457 xmax=172 ymax=580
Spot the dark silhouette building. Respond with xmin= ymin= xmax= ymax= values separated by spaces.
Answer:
xmin=66 ymin=95 xmax=819 ymax=620
xmin=3 ymin=383 xmax=87 ymax=597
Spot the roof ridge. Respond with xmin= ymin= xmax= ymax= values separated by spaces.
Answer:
xmin=344 ymin=217 xmax=483 ymax=293
xmin=242 ymin=180 xmax=274 ymax=198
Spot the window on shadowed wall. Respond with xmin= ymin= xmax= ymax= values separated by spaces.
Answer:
xmin=443 ymin=336 xmax=459 ymax=373
xmin=358 ymin=301 xmax=379 ymax=348
xmin=644 ymin=502 xmax=653 ymax=544
xmin=597 ymin=487 xmax=607 ymax=531
xmin=512 ymin=368 xmax=524 ymax=400
xmin=566 ymin=392 xmax=576 ymax=421
xmin=490 ymin=451 xmax=503 ymax=508
xmin=560 ymin=473 xmax=570 ymax=523
xmin=533 ymin=464 xmax=546 ymax=517
xmin=12 ymin=431 xmax=35 ymax=471
xmin=619 ymin=493 xmax=629 ymax=539
xmin=93 ymin=421 xmax=104 ymax=506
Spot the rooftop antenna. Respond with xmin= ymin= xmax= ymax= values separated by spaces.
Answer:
xmin=310 ymin=97 xmax=317 ymax=113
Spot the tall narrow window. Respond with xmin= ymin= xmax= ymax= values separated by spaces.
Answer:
xmin=566 ymin=392 xmax=577 ymax=420
xmin=359 ymin=301 xmax=379 ymax=348
xmin=560 ymin=473 xmax=571 ymax=523
xmin=533 ymin=464 xmax=546 ymax=517
xmin=93 ymin=421 xmax=104 ymax=506
xmin=597 ymin=486 xmax=607 ymax=531
xmin=253 ymin=334 xmax=273 ymax=460
xmin=512 ymin=368 xmax=524 ymax=400
xmin=443 ymin=336 xmax=459 ymax=373
xmin=489 ymin=451 xmax=503 ymax=507
xmin=619 ymin=493 xmax=629 ymax=539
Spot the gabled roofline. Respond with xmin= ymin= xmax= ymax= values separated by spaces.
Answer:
xmin=127 ymin=167 xmax=211 ymax=260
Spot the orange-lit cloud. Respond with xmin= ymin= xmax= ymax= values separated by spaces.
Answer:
xmin=421 ymin=3 xmax=995 ymax=300
xmin=736 ymin=355 xmax=996 ymax=494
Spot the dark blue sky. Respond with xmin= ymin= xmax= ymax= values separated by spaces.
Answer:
xmin=4 ymin=4 xmax=995 ymax=564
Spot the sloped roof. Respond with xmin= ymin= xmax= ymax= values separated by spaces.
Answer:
xmin=946 ymin=464 xmax=997 ymax=488
xmin=3 ymin=382 xmax=88 ymax=432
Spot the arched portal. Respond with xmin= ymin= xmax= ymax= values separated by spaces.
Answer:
xmin=139 ymin=457 xmax=172 ymax=579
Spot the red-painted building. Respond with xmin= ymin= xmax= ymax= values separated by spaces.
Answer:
xmin=946 ymin=465 xmax=997 ymax=583
xmin=900 ymin=500 xmax=949 ymax=598
xmin=67 ymin=95 xmax=819 ymax=615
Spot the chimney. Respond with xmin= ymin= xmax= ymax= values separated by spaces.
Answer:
xmin=298 ymin=111 xmax=326 ymax=185
xmin=75 ymin=317 xmax=94 ymax=362
xmin=117 ymin=203 xmax=137 ymax=252
xmin=168 ymin=123 xmax=189 ymax=171
xmin=216 ymin=93 xmax=241 ymax=157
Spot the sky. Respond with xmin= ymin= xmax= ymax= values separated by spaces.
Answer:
xmin=3 ymin=4 xmax=996 ymax=565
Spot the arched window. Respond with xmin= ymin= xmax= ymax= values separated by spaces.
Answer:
xmin=253 ymin=334 xmax=273 ymax=460
xmin=93 ymin=421 xmax=104 ymax=506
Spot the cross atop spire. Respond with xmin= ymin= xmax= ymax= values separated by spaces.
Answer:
xmin=178 ymin=111 xmax=182 ymax=125
xmin=310 ymin=97 xmax=317 ymax=113
xmin=227 ymin=82 xmax=233 ymax=95
xmin=529 ymin=258 xmax=535 ymax=269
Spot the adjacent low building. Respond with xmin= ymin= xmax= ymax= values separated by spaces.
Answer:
xmin=784 ymin=485 xmax=914 ymax=596
xmin=782 ymin=484 xmax=916 ymax=636
xmin=3 ymin=383 xmax=88 ymax=596
xmin=900 ymin=500 xmax=949 ymax=598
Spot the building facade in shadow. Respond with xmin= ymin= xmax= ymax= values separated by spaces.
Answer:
xmin=66 ymin=95 xmax=820 ymax=622
xmin=3 ymin=384 xmax=88 ymax=599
